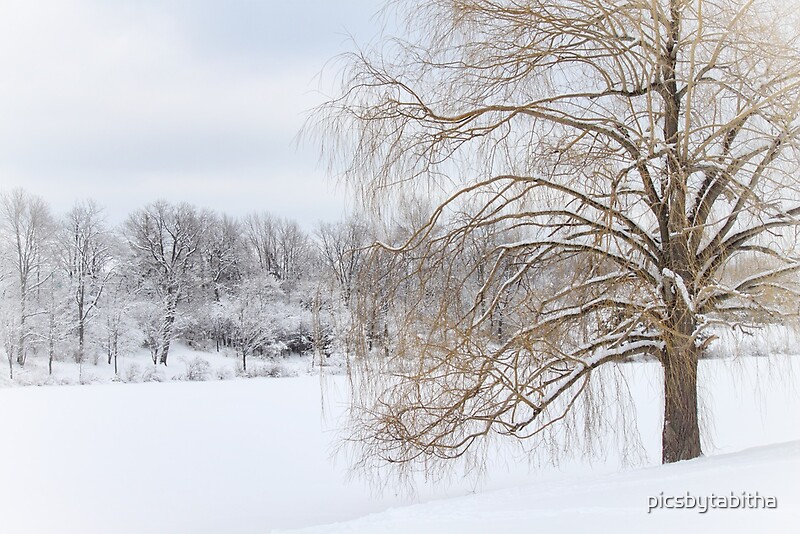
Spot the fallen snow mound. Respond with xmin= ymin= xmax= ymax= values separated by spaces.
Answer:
xmin=281 ymin=441 xmax=800 ymax=534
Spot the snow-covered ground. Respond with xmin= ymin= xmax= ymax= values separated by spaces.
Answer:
xmin=0 ymin=342 xmax=324 ymax=388
xmin=282 ymin=442 xmax=800 ymax=533
xmin=0 ymin=354 xmax=797 ymax=533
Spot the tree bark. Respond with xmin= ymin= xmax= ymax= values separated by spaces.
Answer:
xmin=17 ymin=286 xmax=26 ymax=366
xmin=76 ymin=285 xmax=85 ymax=364
xmin=657 ymin=1 xmax=702 ymax=464
xmin=158 ymin=312 xmax=175 ymax=366
xmin=158 ymin=289 xmax=178 ymax=366
xmin=48 ymin=312 xmax=55 ymax=376
xmin=113 ymin=331 xmax=118 ymax=376
xmin=661 ymin=323 xmax=702 ymax=463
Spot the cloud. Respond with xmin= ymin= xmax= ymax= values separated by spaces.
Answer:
xmin=0 ymin=0 xmax=377 ymax=227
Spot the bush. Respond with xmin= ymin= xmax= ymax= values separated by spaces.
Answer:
xmin=79 ymin=370 xmax=99 ymax=385
xmin=236 ymin=362 xmax=288 ymax=378
xmin=125 ymin=363 xmax=142 ymax=383
xmin=141 ymin=366 xmax=164 ymax=383
xmin=185 ymin=357 xmax=211 ymax=381
xmin=215 ymin=366 xmax=234 ymax=380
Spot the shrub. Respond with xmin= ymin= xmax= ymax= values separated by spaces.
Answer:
xmin=141 ymin=366 xmax=164 ymax=383
xmin=125 ymin=362 xmax=141 ymax=383
xmin=185 ymin=357 xmax=211 ymax=381
xmin=215 ymin=366 xmax=234 ymax=380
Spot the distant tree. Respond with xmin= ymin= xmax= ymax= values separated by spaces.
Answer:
xmin=226 ymin=275 xmax=283 ymax=372
xmin=316 ymin=0 xmax=800 ymax=470
xmin=275 ymin=219 xmax=311 ymax=287
xmin=0 ymin=189 xmax=56 ymax=367
xmin=96 ymin=270 xmax=139 ymax=376
xmin=58 ymin=200 xmax=114 ymax=364
xmin=0 ymin=297 xmax=17 ymax=379
xmin=129 ymin=299 xmax=163 ymax=365
xmin=189 ymin=213 xmax=245 ymax=351
xmin=40 ymin=272 xmax=73 ymax=374
xmin=123 ymin=201 xmax=208 ymax=365
xmin=315 ymin=218 xmax=370 ymax=305
xmin=242 ymin=212 xmax=281 ymax=278
xmin=202 ymin=213 xmax=243 ymax=303
xmin=242 ymin=212 xmax=311 ymax=288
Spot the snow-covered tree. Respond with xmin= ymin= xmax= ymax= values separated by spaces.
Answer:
xmin=123 ymin=201 xmax=209 ymax=365
xmin=225 ymin=275 xmax=283 ymax=372
xmin=242 ymin=212 xmax=312 ymax=286
xmin=0 ymin=189 xmax=57 ymax=368
xmin=95 ymin=271 xmax=140 ymax=376
xmin=57 ymin=200 xmax=114 ymax=364
xmin=39 ymin=272 xmax=74 ymax=374
xmin=202 ymin=212 xmax=243 ymax=303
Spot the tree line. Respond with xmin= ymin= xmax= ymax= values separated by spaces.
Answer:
xmin=0 ymin=189 xmax=374 ymax=378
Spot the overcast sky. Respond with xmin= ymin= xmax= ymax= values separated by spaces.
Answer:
xmin=0 ymin=0 xmax=385 ymax=228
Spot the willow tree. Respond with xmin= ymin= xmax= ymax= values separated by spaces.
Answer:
xmin=316 ymin=0 xmax=800 ymax=468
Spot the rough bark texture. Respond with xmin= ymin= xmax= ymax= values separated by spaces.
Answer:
xmin=661 ymin=329 xmax=702 ymax=462
xmin=158 ymin=308 xmax=176 ymax=366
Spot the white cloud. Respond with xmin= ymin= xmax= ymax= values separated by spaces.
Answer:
xmin=0 ymin=0 xmax=377 ymax=226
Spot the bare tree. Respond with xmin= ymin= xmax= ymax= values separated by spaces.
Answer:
xmin=58 ymin=200 xmax=114 ymax=364
xmin=316 ymin=0 xmax=800 ymax=469
xmin=96 ymin=273 xmax=138 ymax=376
xmin=226 ymin=275 xmax=283 ymax=372
xmin=202 ymin=213 xmax=243 ymax=303
xmin=242 ymin=212 xmax=310 ymax=284
xmin=124 ymin=201 xmax=208 ymax=365
xmin=196 ymin=213 xmax=244 ymax=351
xmin=276 ymin=219 xmax=311 ymax=287
xmin=40 ymin=272 xmax=73 ymax=375
xmin=0 ymin=189 xmax=56 ymax=367
xmin=242 ymin=212 xmax=282 ymax=278
xmin=315 ymin=217 xmax=371 ymax=305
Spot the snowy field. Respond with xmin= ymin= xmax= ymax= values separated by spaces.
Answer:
xmin=285 ymin=442 xmax=800 ymax=534
xmin=0 ymin=354 xmax=798 ymax=533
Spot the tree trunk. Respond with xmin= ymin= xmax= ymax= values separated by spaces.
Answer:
xmin=113 ymin=331 xmax=118 ymax=376
xmin=661 ymin=335 xmax=702 ymax=463
xmin=77 ymin=323 xmax=85 ymax=364
xmin=17 ymin=291 xmax=26 ymax=366
xmin=48 ymin=315 xmax=54 ymax=376
xmin=76 ymin=286 xmax=85 ymax=364
xmin=659 ymin=3 xmax=700 ymax=464
xmin=158 ymin=290 xmax=178 ymax=366
xmin=158 ymin=314 xmax=175 ymax=366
